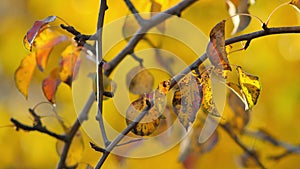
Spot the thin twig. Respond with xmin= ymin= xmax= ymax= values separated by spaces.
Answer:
xmin=10 ymin=118 xmax=66 ymax=141
xmin=124 ymin=0 xmax=145 ymax=25
xmin=56 ymin=92 xmax=95 ymax=169
xmin=220 ymin=124 xmax=266 ymax=169
xmin=96 ymin=0 xmax=110 ymax=147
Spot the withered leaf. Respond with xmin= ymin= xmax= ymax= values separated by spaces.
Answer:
xmin=14 ymin=53 xmax=36 ymax=98
xmin=226 ymin=0 xmax=254 ymax=34
xmin=42 ymin=68 xmax=61 ymax=103
xmin=172 ymin=72 xmax=202 ymax=131
xmin=23 ymin=16 xmax=57 ymax=51
xmin=206 ymin=20 xmax=232 ymax=72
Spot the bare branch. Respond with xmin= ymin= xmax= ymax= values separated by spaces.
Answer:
xmin=124 ymin=0 xmax=145 ymax=25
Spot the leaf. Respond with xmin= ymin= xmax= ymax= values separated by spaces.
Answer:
xmin=290 ymin=0 xmax=300 ymax=12
xmin=14 ymin=53 xmax=36 ymax=98
xmin=179 ymin=112 xmax=219 ymax=169
xmin=35 ymin=29 xmax=69 ymax=71
xmin=125 ymin=80 xmax=170 ymax=136
xmin=126 ymin=66 xmax=154 ymax=95
xmin=206 ymin=20 xmax=232 ymax=71
xmin=59 ymin=45 xmax=81 ymax=86
xmin=126 ymin=97 xmax=162 ymax=136
xmin=226 ymin=0 xmax=254 ymax=34
xmin=237 ymin=151 xmax=261 ymax=168
xmin=42 ymin=68 xmax=61 ymax=103
xmin=200 ymin=70 xmax=219 ymax=116
xmin=236 ymin=66 xmax=261 ymax=110
xmin=172 ymin=72 xmax=202 ymax=130
xmin=56 ymin=130 xmax=84 ymax=167
xmin=23 ymin=16 xmax=57 ymax=51
xmin=227 ymin=82 xmax=250 ymax=134
xmin=122 ymin=15 xmax=139 ymax=41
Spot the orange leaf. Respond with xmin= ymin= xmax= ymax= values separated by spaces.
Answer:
xmin=42 ymin=68 xmax=61 ymax=103
xmin=59 ymin=45 xmax=81 ymax=86
xmin=23 ymin=16 xmax=56 ymax=51
xmin=14 ymin=53 xmax=36 ymax=99
xmin=35 ymin=29 xmax=69 ymax=71
xmin=206 ymin=20 xmax=231 ymax=71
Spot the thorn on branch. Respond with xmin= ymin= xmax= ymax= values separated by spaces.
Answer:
xmin=103 ymin=91 xmax=114 ymax=98
xmin=90 ymin=142 xmax=107 ymax=153
xmin=262 ymin=23 xmax=269 ymax=32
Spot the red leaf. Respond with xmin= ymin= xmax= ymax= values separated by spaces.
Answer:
xmin=59 ymin=45 xmax=81 ymax=86
xmin=23 ymin=16 xmax=57 ymax=51
xmin=206 ymin=20 xmax=231 ymax=71
xmin=42 ymin=68 xmax=61 ymax=103
xmin=14 ymin=53 xmax=36 ymax=98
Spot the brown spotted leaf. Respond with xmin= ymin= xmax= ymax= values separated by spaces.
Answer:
xmin=126 ymin=80 xmax=170 ymax=136
xmin=42 ymin=68 xmax=61 ymax=103
xmin=14 ymin=53 xmax=36 ymax=98
xmin=226 ymin=0 xmax=254 ymax=34
xmin=126 ymin=96 xmax=162 ymax=136
xmin=59 ymin=45 xmax=81 ymax=86
xmin=126 ymin=66 xmax=154 ymax=95
xmin=172 ymin=72 xmax=202 ymax=131
xmin=23 ymin=16 xmax=57 ymax=51
xmin=206 ymin=20 xmax=231 ymax=71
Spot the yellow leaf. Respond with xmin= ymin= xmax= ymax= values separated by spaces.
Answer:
xmin=14 ymin=53 xmax=36 ymax=99
xmin=200 ymin=70 xmax=219 ymax=116
xmin=236 ymin=66 xmax=261 ymax=110
xmin=172 ymin=73 xmax=202 ymax=130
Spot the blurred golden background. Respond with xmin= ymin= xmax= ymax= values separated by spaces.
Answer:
xmin=1 ymin=0 xmax=300 ymax=168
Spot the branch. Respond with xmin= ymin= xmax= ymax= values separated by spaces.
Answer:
xmin=56 ymin=92 xmax=95 ymax=169
xmin=94 ymin=100 xmax=153 ymax=169
xmin=124 ymin=0 xmax=145 ymax=25
xmin=10 ymin=118 xmax=66 ymax=141
xmin=244 ymin=129 xmax=300 ymax=160
xmin=96 ymin=0 xmax=110 ymax=147
xmin=104 ymin=0 xmax=198 ymax=76
xmin=220 ymin=124 xmax=266 ymax=169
